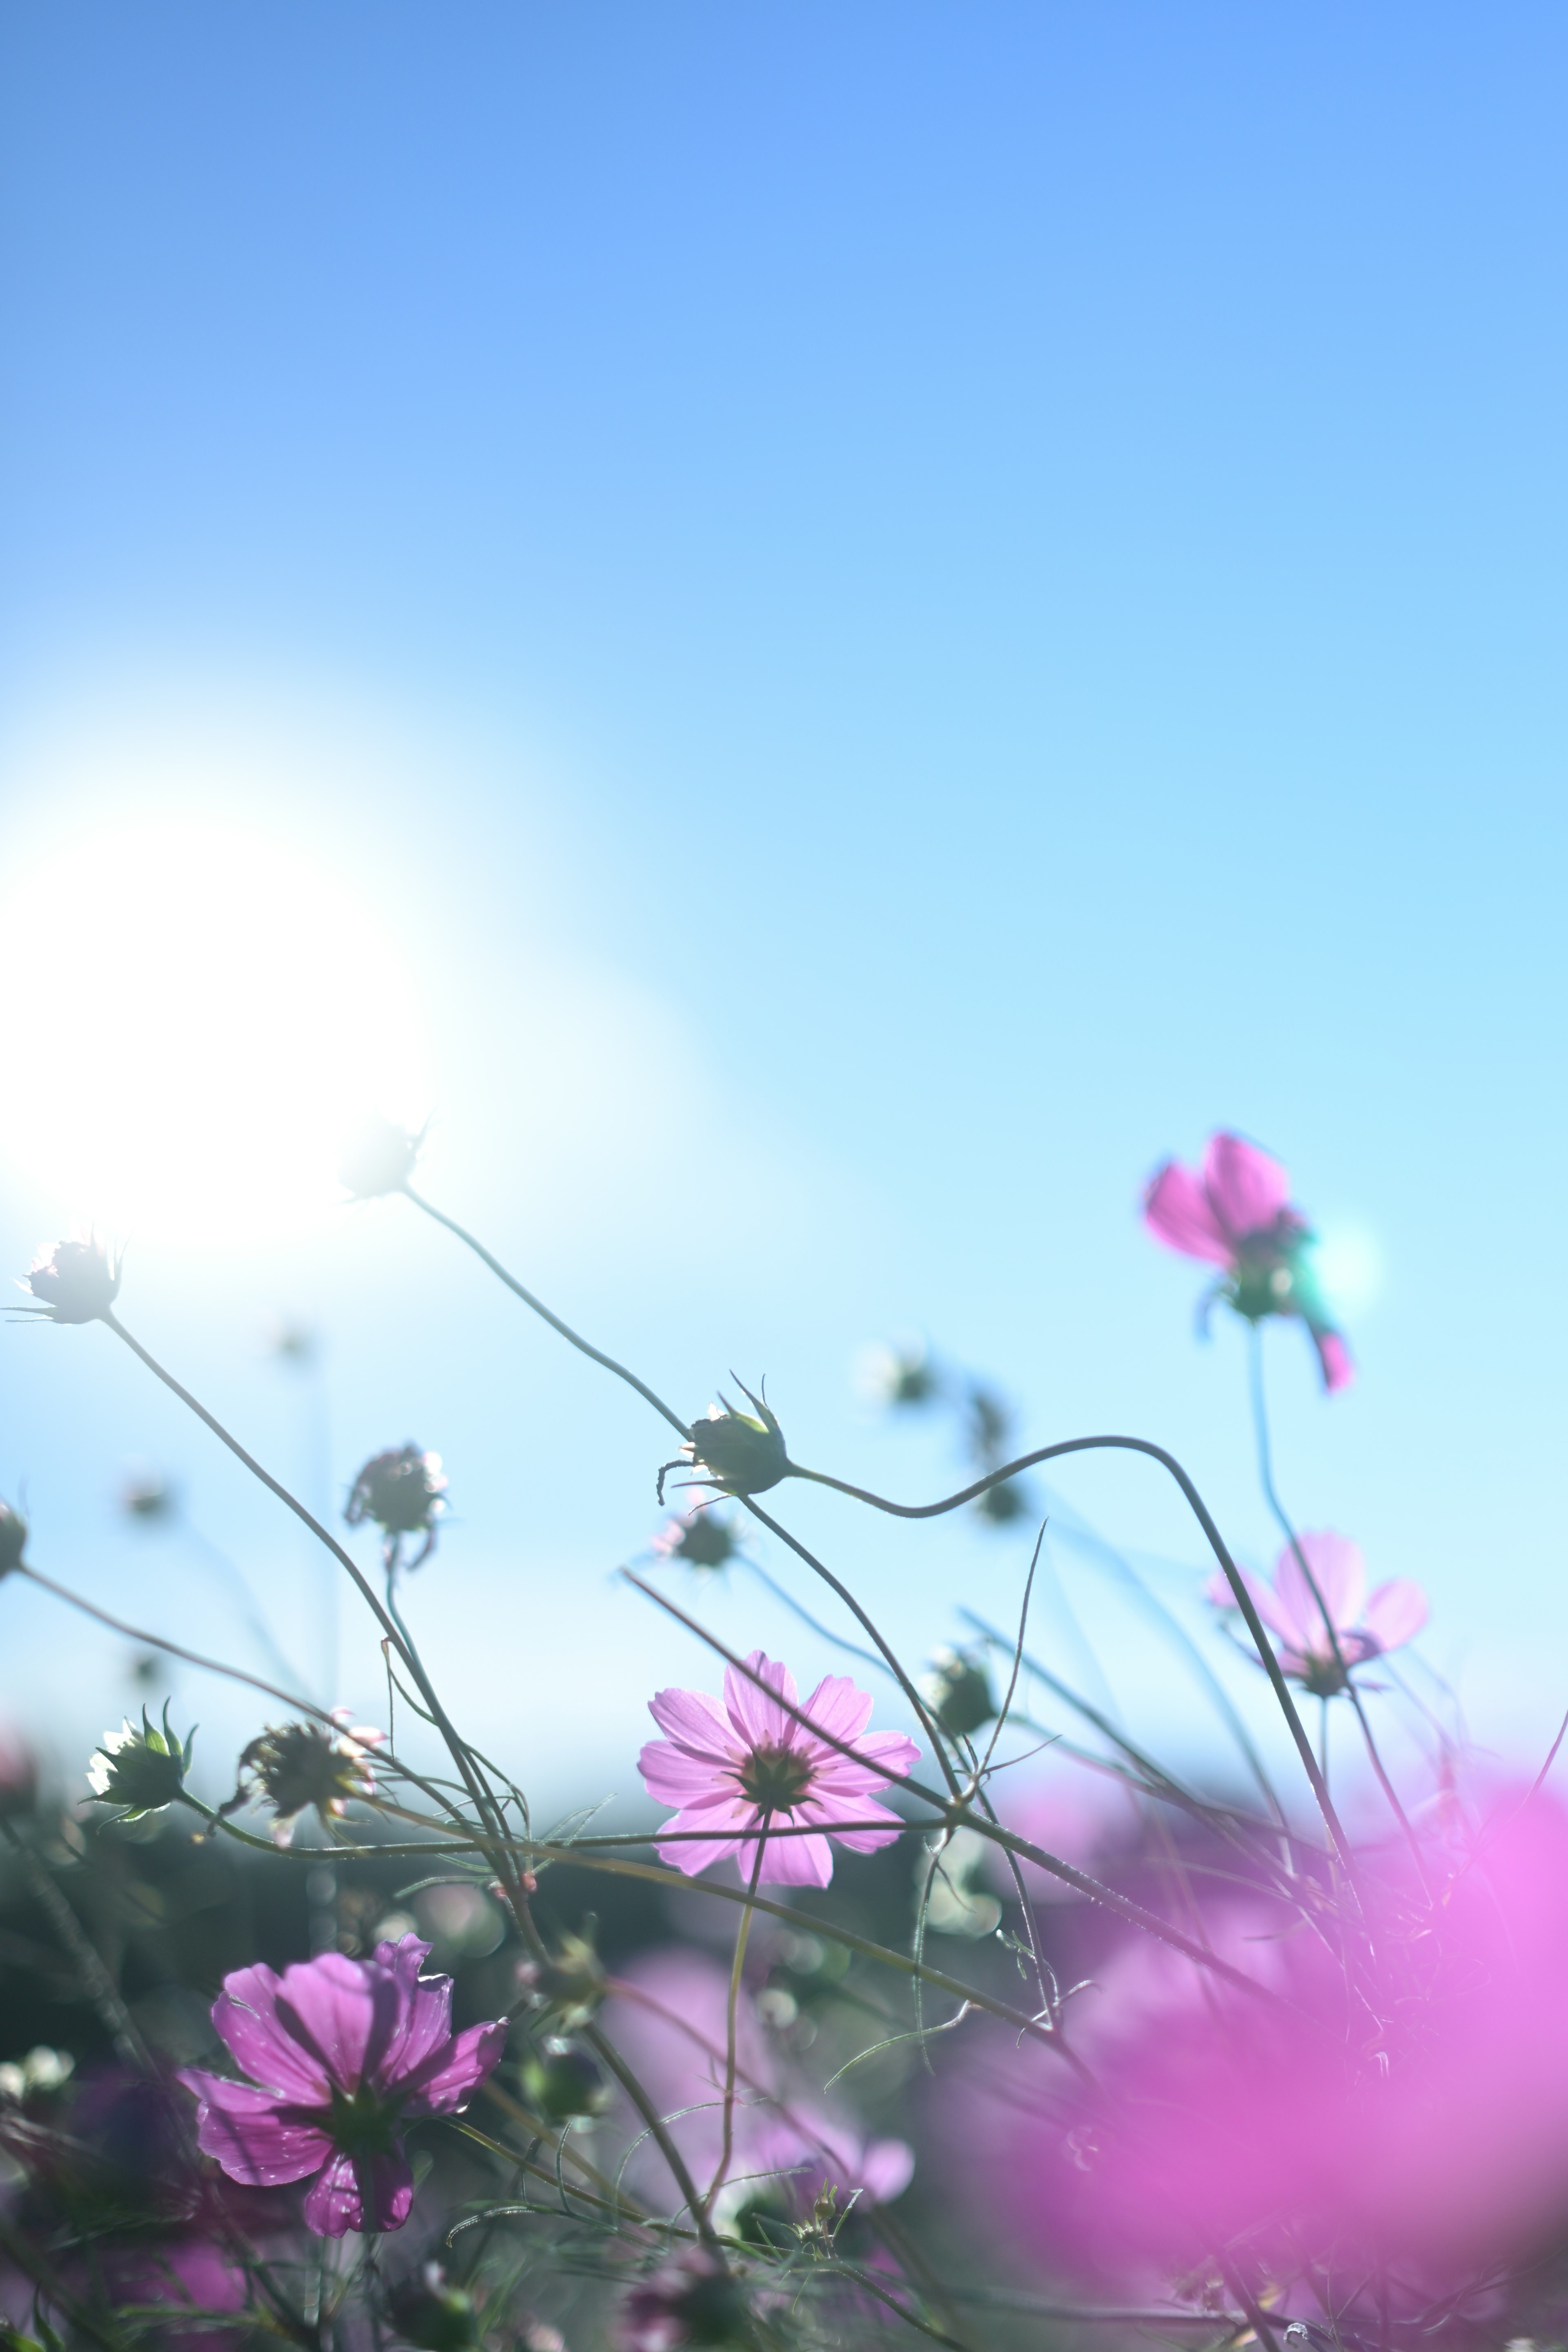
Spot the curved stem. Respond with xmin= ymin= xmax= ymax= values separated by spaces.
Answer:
xmin=1247 ymin=1326 xmax=1431 ymax=1894
xmin=742 ymin=1501 xmax=964 ymax=1800
xmin=786 ymin=1437 xmax=1356 ymax=1879
xmin=703 ymin=1827 xmax=767 ymax=2221
xmin=99 ymin=1312 xmax=541 ymax=1945
xmin=584 ymin=2022 xmax=726 ymax=2258
xmin=403 ymin=1185 xmax=690 ymax=1439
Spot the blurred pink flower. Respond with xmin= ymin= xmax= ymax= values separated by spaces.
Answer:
xmin=639 ymin=1651 xmax=918 ymax=1887
xmin=1143 ymin=1132 xmax=1353 ymax=1391
xmin=752 ymin=2108 xmax=914 ymax=2212
xmin=179 ymin=1935 xmax=506 ymax=2236
xmin=983 ymin=1765 xmax=1140 ymax=1902
xmin=947 ymin=1790 xmax=1568 ymax=2325
xmin=1207 ymin=1531 xmax=1427 ymax=1697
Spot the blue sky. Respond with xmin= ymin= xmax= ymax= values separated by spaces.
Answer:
xmin=0 ymin=6 xmax=1564 ymax=1823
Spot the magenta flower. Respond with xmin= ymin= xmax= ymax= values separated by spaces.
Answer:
xmin=1143 ymin=1131 xmax=1353 ymax=1391
xmin=1207 ymin=1531 xmax=1427 ymax=1698
xmin=639 ymin=1652 xmax=918 ymax=1887
xmin=179 ymin=1936 xmax=506 ymax=2236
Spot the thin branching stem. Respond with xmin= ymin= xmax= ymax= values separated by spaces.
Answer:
xmin=403 ymin=1184 xmax=690 ymax=1438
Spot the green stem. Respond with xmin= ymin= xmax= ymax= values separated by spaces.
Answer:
xmin=703 ymin=1826 xmax=768 ymax=2221
xmin=403 ymin=1185 xmax=690 ymax=1439
xmin=785 ymin=1434 xmax=1357 ymax=1878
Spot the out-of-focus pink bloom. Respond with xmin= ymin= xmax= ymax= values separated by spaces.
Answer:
xmin=1207 ymin=1531 xmax=1427 ymax=1698
xmin=651 ymin=1506 xmax=741 ymax=1573
xmin=639 ymin=1651 xmax=918 ymax=1887
xmin=948 ymin=1790 xmax=1568 ymax=2325
xmin=604 ymin=1948 xmax=777 ymax=2203
xmin=22 ymin=1235 xmax=122 ymax=1324
xmin=983 ymin=1765 xmax=1140 ymax=1902
xmin=1143 ymin=1133 xmax=1353 ymax=1391
xmin=0 ymin=1722 xmax=38 ymax=1820
xmin=752 ymin=2108 xmax=914 ymax=2211
xmin=179 ymin=1936 xmax=506 ymax=2236
xmin=617 ymin=2251 xmax=750 ymax=2351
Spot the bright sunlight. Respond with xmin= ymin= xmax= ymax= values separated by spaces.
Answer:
xmin=0 ymin=821 xmax=430 ymax=1245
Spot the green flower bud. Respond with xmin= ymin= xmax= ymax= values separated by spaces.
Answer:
xmin=514 ymin=1927 xmax=607 ymax=2028
xmin=663 ymin=1379 xmax=789 ymax=1502
xmin=86 ymin=1704 xmax=195 ymax=1820
xmin=0 ymin=1500 xmax=27 ymax=1577
xmin=520 ymin=2039 xmax=610 ymax=2121
xmin=919 ymin=1646 xmax=996 ymax=1740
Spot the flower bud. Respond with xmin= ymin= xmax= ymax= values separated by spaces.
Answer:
xmin=973 ymin=1477 xmax=1031 ymax=1527
xmin=339 ymin=1114 xmax=423 ymax=1199
xmin=919 ymin=1646 xmax=996 ymax=1740
xmin=653 ymin=1507 xmax=740 ymax=1573
xmin=85 ymin=1704 xmax=194 ymax=1820
xmin=23 ymin=1237 xmax=121 ymax=1324
xmin=384 ymin=2265 xmax=483 ymax=2352
xmin=669 ymin=1380 xmax=789 ymax=1501
xmin=860 ymin=1339 xmax=941 ymax=1409
xmin=346 ymin=1445 xmax=448 ymax=1570
xmin=0 ymin=1500 xmax=27 ymax=1577
xmin=520 ymin=2039 xmax=610 ymax=2121
xmin=514 ymin=1928 xmax=606 ymax=2028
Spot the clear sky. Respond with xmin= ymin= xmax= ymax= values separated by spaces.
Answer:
xmin=0 ymin=6 xmax=1563 ymax=1824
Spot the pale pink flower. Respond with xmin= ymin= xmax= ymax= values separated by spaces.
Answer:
xmin=179 ymin=1936 xmax=506 ymax=2236
xmin=1207 ymin=1531 xmax=1427 ymax=1697
xmin=752 ymin=2108 xmax=914 ymax=2211
xmin=1143 ymin=1131 xmax=1354 ymax=1391
xmin=639 ymin=1652 xmax=918 ymax=1888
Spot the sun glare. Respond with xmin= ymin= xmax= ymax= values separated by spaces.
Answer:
xmin=0 ymin=822 xmax=431 ymax=1246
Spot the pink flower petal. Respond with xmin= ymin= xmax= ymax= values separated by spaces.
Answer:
xmin=1361 ymin=1578 xmax=1429 ymax=1654
xmin=723 ymin=1651 xmax=796 ymax=1751
xmin=1274 ymin=1532 xmax=1365 ymax=1649
xmin=646 ymin=1685 xmax=735 ymax=1760
xmin=301 ymin=2147 xmax=414 ymax=2236
xmin=1202 ymin=1133 xmax=1291 ymax=1243
xmin=1143 ymin=1160 xmax=1232 ymax=1265
xmin=178 ymin=2071 xmax=333 ymax=2187
xmin=800 ymin=1674 xmax=875 ymax=1745
xmin=208 ymin=1962 xmax=332 ymax=2103
xmin=1309 ymin=1323 xmax=1356 ymax=1393
xmin=368 ymin=1937 xmax=453 ymax=2093
xmin=401 ymin=2018 xmax=508 ymax=2114
xmin=654 ymin=1831 xmax=752 ymax=1877
xmin=1208 ymin=1566 xmax=1294 ymax=1646
xmin=754 ymin=1829 xmax=835 ymax=1887
xmin=272 ymin=1951 xmax=403 ymax=2094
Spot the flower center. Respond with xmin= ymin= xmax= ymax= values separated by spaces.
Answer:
xmin=737 ymin=1741 xmax=814 ymax=1815
xmin=328 ymin=2083 xmax=402 ymax=2158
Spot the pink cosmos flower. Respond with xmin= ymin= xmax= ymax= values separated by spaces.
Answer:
xmin=639 ymin=1652 xmax=918 ymax=1888
xmin=179 ymin=1936 xmax=506 ymax=2236
xmin=1143 ymin=1132 xmax=1354 ymax=1391
xmin=1207 ymin=1530 xmax=1427 ymax=1698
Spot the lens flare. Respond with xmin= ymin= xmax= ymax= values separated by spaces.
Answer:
xmin=0 ymin=821 xmax=430 ymax=1245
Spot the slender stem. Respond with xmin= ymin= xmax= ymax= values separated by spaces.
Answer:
xmin=0 ymin=1819 xmax=152 ymax=2071
xmin=704 ymin=1827 xmax=767 ymax=2219
xmin=402 ymin=1185 xmax=690 ymax=1439
xmin=622 ymin=1570 xmax=1325 ymax=2025
xmin=1247 ymin=1325 xmax=1431 ymax=1893
xmin=786 ymin=1434 xmax=1357 ymax=1878
xmin=742 ymin=1502 xmax=963 ymax=1799
xmin=584 ymin=2022 xmax=726 ymax=2258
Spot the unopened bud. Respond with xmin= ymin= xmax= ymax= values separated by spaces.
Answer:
xmin=85 ymin=1704 xmax=194 ymax=1821
xmin=520 ymin=2039 xmax=609 ymax=2121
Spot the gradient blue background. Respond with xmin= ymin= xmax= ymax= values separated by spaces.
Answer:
xmin=1 ymin=6 xmax=1562 ymax=1823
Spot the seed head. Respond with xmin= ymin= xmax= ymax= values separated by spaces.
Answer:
xmin=346 ymin=1445 xmax=448 ymax=1570
xmin=23 ymin=1236 xmax=121 ymax=1324
xmin=86 ymin=1704 xmax=195 ymax=1820
xmin=339 ymin=1114 xmax=424 ymax=1200
xmin=223 ymin=1713 xmax=385 ymax=1846
xmin=514 ymin=1927 xmax=607 ymax=2028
